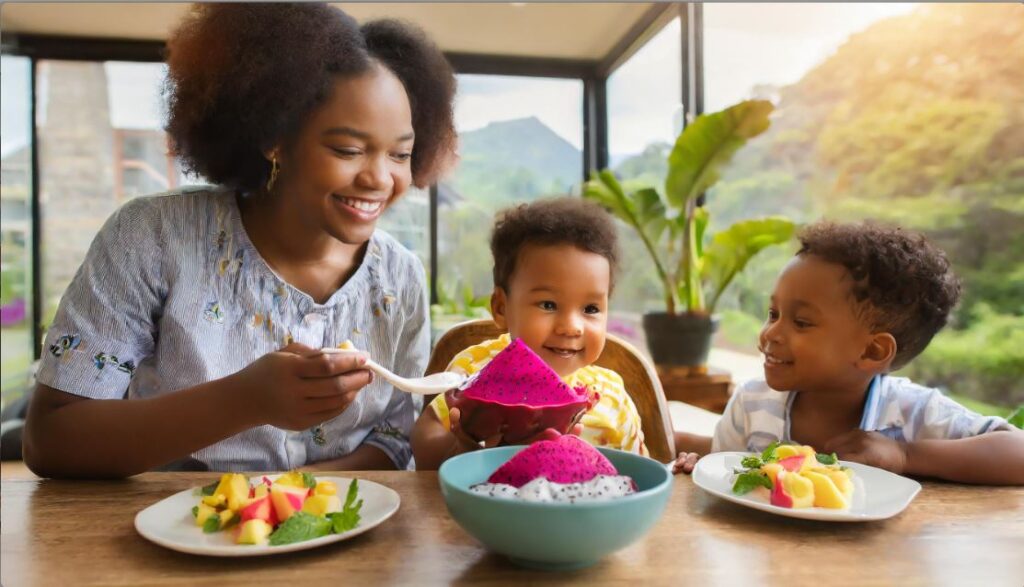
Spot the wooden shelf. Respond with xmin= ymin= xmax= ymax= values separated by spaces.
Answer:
xmin=657 ymin=365 xmax=732 ymax=414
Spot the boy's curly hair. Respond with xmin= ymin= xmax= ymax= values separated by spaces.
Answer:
xmin=797 ymin=220 xmax=962 ymax=369
xmin=491 ymin=197 xmax=620 ymax=293
xmin=164 ymin=3 xmax=456 ymax=192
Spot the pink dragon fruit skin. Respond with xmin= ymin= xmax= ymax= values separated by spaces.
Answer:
xmin=444 ymin=338 xmax=599 ymax=444
xmin=487 ymin=434 xmax=619 ymax=488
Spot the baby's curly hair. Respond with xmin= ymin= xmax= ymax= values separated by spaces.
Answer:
xmin=797 ymin=220 xmax=962 ymax=369
xmin=491 ymin=197 xmax=620 ymax=293
xmin=164 ymin=3 xmax=456 ymax=192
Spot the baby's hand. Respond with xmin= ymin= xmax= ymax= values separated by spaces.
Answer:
xmin=825 ymin=429 xmax=908 ymax=474
xmin=447 ymin=407 xmax=504 ymax=455
xmin=671 ymin=452 xmax=700 ymax=475
xmin=515 ymin=423 xmax=584 ymax=445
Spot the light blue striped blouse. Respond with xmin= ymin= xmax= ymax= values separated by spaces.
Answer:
xmin=712 ymin=375 xmax=1016 ymax=453
xmin=36 ymin=187 xmax=429 ymax=472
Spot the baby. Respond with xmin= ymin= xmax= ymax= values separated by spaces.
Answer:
xmin=412 ymin=197 xmax=648 ymax=469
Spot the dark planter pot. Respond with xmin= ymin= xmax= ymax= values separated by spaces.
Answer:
xmin=642 ymin=312 xmax=720 ymax=368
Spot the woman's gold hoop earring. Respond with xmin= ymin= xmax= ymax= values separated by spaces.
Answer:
xmin=266 ymin=157 xmax=279 ymax=192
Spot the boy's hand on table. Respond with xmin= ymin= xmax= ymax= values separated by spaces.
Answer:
xmin=671 ymin=452 xmax=700 ymax=475
xmin=825 ymin=429 xmax=908 ymax=474
xmin=233 ymin=342 xmax=372 ymax=431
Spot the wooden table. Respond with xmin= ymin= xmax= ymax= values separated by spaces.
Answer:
xmin=2 ymin=463 xmax=1022 ymax=586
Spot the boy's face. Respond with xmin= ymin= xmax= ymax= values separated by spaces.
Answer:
xmin=491 ymin=243 xmax=610 ymax=378
xmin=759 ymin=254 xmax=880 ymax=393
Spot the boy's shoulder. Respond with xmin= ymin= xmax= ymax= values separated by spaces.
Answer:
xmin=732 ymin=378 xmax=785 ymax=402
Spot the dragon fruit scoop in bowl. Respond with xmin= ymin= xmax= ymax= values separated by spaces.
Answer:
xmin=438 ymin=435 xmax=673 ymax=570
xmin=444 ymin=338 xmax=598 ymax=444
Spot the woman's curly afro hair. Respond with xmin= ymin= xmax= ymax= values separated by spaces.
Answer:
xmin=797 ymin=220 xmax=962 ymax=369
xmin=164 ymin=3 xmax=457 ymax=192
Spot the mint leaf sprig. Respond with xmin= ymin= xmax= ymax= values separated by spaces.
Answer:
xmin=732 ymin=471 xmax=773 ymax=495
xmin=267 ymin=479 xmax=363 ymax=546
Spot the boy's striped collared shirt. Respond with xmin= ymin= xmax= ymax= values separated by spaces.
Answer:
xmin=712 ymin=375 xmax=1016 ymax=453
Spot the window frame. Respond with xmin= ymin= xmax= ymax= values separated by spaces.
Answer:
xmin=1 ymin=5 xmax=699 ymax=359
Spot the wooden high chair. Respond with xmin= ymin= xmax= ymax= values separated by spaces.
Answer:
xmin=425 ymin=319 xmax=677 ymax=463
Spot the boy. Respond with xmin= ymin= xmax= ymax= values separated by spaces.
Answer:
xmin=412 ymin=197 xmax=648 ymax=469
xmin=675 ymin=221 xmax=1023 ymax=484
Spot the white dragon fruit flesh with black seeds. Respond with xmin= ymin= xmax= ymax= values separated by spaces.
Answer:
xmin=471 ymin=475 xmax=637 ymax=503
xmin=469 ymin=434 xmax=638 ymax=502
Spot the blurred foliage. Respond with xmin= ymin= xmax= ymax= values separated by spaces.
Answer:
xmin=611 ymin=4 xmax=1024 ymax=406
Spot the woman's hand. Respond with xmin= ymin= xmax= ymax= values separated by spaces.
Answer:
xmin=232 ymin=343 xmax=373 ymax=431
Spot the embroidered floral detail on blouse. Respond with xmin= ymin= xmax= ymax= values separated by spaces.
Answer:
xmin=215 ymin=230 xmax=227 ymax=251
xmin=381 ymin=291 xmax=397 ymax=315
xmin=118 ymin=359 xmax=137 ymax=376
xmin=251 ymin=313 xmax=264 ymax=328
xmin=49 ymin=334 xmax=81 ymax=357
xmin=373 ymin=420 xmax=406 ymax=440
xmin=203 ymin=301 xmax=224 ymax=323
xmin=92 ymin=353 xmax=137 ymax=377
xmin=271 ymin=284 xmax=289 ymax=307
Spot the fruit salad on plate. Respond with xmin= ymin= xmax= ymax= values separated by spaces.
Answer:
xmin=191 ymin=471 xmax=362 ymax=546
xmin=731 ymin=443 xmax=857 ymax=509
xmin=470 ymin=434 xmax=637 ymax=503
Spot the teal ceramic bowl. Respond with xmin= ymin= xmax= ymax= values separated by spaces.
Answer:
xmin=438 ymin=446 xmax=673 ymax=570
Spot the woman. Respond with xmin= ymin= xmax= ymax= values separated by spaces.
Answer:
xmin=24 ymin=3 xmax=457 ymax=478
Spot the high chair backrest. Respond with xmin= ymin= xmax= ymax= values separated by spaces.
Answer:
xmin=426 ymin=319 xmax=676 ymax=463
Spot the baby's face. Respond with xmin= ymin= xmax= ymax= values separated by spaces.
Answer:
xmin=493 ymin=244 xmax=610 ymax=377
xmin=758 ymin=254 xmax=874 ymax=394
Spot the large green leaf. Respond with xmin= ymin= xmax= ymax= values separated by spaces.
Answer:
xmin=664 ymin=100 xmax=774 ymax=210
xmin=584 ymin=171 xmax=676 ymax=311
xmin=702 ymin=216 xmax=796 ymax=313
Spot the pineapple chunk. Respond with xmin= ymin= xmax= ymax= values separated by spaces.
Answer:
xmin=195 ymin=503 xmax=217 ymax=527
xmin=201 ymin=494 xmax=226 ymax=508
xmin=274 ymin=471 xmax=307 ymax=488
xmin=236 ymin=519 xmax=273 ymax=545
xmin=302 ymin=494 xmax=343 ymax=516
xmin=314 ymin=481 xmax=338 ymax=496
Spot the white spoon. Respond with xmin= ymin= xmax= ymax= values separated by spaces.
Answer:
xmin=319 ymin=348 xmax=466 ymax=395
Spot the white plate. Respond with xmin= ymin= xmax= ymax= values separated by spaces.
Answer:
xmin=135 ymin=475 xmax=400 ymax=556
xmin=692 ymin=452 xmax=921 ymax=522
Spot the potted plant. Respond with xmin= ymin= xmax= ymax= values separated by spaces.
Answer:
xmin=584 ymin=99 xmax=794 ymax=370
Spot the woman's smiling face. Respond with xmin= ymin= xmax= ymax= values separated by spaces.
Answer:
xmin=276 ymin=63 xmax=414 ymax=245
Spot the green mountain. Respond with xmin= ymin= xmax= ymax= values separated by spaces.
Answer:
xmin=451 ymin=116 xmax=582 ymax=203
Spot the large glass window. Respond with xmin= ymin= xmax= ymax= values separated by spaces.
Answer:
xmin=605 ymin=17 xmax=682 ymax=346
xmin=435 ymin=74 xmax=583 ymax=331
xmin=704 ymin=3 xmax=1023 ymax=410
xmin=1 ymin=55 xmax=34 ymax=409
xmin=35 ymin=61 xmax=204 ymax=326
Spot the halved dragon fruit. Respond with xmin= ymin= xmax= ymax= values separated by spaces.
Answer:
xmin=487 ymin=434 xmax=619 ymax=488
xmin=445 ymin=338 xmax=598 ymax=444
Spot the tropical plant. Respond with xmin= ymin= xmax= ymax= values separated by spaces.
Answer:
xmin=585 ymin=99 xmax=795 ymax=315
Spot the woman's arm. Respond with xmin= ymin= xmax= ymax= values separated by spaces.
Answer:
xmin=24 ymin=347 xmax=371 ymax=479
xmin=24 ymin=381 xmax=256 ymax=479
xmin=304 ymin=443 xmax=396 ymax=471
